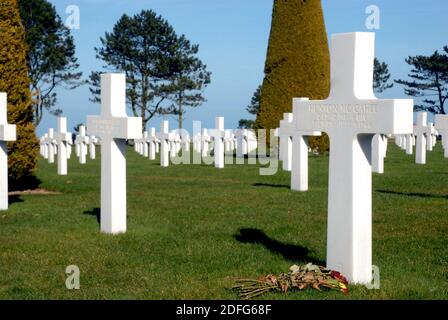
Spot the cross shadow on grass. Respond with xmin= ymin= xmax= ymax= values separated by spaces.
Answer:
xmin=9 ymin=195 xmax=24 ymax=205
xmin=376 ymin=189 xmax=448 ymax=200
xmin=234 ymin=228 xmax=324 ymax=265
xmin=252 ymin=183 xmax=290 ymax=189
xmin=83 ymin=208 xmax=100 ymax=224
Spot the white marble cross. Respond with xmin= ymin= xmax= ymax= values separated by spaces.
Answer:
xmin=405 ymin=134 xmax=414 ymax=155
xmin=174 ymin=132 xmax=182 ymax=154
xmin=169 ymin=131 xmax=179 ymax=158
xmin=67 ymin=138 xmax=73 ymax=160
xmin=134 ymin=138 xmax=140 ymax=154
xmin=89 ymin=135 xmax=99 ymax=160
xmin=435 ymin=114 xmax=448 ymax=158
xmin=0 ymin=93 xmax=16 ymax=210
xmin=209 ymin=117 xmax=225 ymax=168
xmin=430 ymin=125 xmax=437 ymax=150
xmin=147 ymin=128 xmax=157 ymax=160
xmin=193 ymin=132 xmax=201 ymax=153
xmin=395 ymin=134 xmax=406 ymax=150
xmin=40 ymin=134 xmax=48 ymax=159
xmin=246 ymin=130 xmax=258 ymax=153
xmin=158 ymin=120 xmax=173 ymax=167
xmin=201 ymin=128 xmax=211 ymax=158
xmin=278 ymin=113 xmax=293 ymax=172
xmin=413 ymin=112 xmax=429 ymax=164
xmin=87 ymin=73 xmax=142 ymax=234
xmin=288 ymin=107 xmax=322 ymax=191
xmin=425 ymin=122 xmax=436 ymax=151
xmin=278 ymin=111 xmax=321 ymax=190
xmin=54 ymin=117 xmax=71 ymax=175
xmin=394 ymin=135 xmax=400 ymax=148
xmin=235 ymin=129 xmax=248 ymax=158
xmin=372 ymin=134 xmax=387 ymax=174
xmin=141 ymin=131 xmax=149 ymax=157
xmin=293 ymin=32 xmax=413 ymax=284
xmin=75 ymin=125 xmax=89 ymax=164
xmin=180 ymin=132 xmax=190 ymax=153
xmin=224 ymin=130 xmax=234 ymax=154
xmin=43 ymin=128 xmax=56 ymax=164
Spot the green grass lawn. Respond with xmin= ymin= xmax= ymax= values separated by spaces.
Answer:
xmin=0 ymin=142 xmax=447 ymax=300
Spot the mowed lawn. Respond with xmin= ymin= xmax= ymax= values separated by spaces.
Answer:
xmin=0 ymin=142 xmax=447 ymax=300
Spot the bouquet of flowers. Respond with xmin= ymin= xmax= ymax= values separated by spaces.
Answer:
xmin=232 ymin=263 xmax=349 ymax=299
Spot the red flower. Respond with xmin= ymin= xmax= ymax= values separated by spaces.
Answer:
xmin=330 ymin=271 xmax=348 ymax=284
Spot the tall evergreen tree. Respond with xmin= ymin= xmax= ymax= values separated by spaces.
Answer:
xmin=0 ymin=0 xmax=39 ymax=186
xmin=89 ymin=10 xmax=210 ymax=131
xmin=256 ymin=0 xmax=330 ymax=151
xmin=238 ymin=85 xmax=261 ymax=129
xmin=18 ymin=0 xmax=83 ymax=126
xmin=163 ymin=35 xmax=211 ymax=129
xmin=373 ymin=58 xmax=393 ymax=93
xmin=395 ymin=48 xmax=448 ymax=114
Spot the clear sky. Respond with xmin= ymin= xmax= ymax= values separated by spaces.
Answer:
xmin=40 ymin=0 xmax=448 ymax=136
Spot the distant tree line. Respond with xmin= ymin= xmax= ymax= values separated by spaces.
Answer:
xmin=88 ymin=10 xmax=211 ymax=131
xmin=18 ymin=0 xmax=211 ymax=131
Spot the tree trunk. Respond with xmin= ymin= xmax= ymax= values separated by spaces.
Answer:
xmin=178 ymin=94 xmax=183 ymax=129
xmin=178 ymin=111 xmax=183 ymax=130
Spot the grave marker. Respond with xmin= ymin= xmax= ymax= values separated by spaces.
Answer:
xmin=89 ymin=136 xmax=99 ymax=160
xmin=75 ymin=126 xmax=89 ymax=164
xmin=278 ymin=113 xmax=293 ymax=172
xmin=293 ymin=32 xmax=413 ymax=283
xmin=413 ymin=112 xmax=428 ymax=164
xmin=290 ymin=105 xmax=322 ymax=191
xmin=158 ymin=121 xmax=173 ymax=167
xmin=372 ymin=134 xmax=387 ymax=174
xmin=54 ymin=117 xmax=71 ymax=175
xmin=209 ymin=117 xmax=225 ymax=168
xmin=43 ymin=128 xmax=56 ymax=164
xmin=87 ymin=73 xmax=142 ymax=234
xmin=147 ymin=128 xmax=157 ymax=160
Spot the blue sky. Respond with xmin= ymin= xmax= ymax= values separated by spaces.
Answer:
xmin=40 ymin=0 xmax=448 ymax=136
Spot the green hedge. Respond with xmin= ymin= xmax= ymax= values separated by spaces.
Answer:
xmin=256 ymin=0 xmax=330 ymax=152
xmin=0 ymin=0 xmax=39 ymax=186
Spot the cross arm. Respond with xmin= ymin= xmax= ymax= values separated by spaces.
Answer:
xmin=0 ymin=124 xmax=16 ymax=141
xmin=87 ymin=116 xmax=142 ymax=140
xmin=55 ymin=132 xmax=72 ymax=142
xmin=293 ymin=98 xmax=414 ymax=135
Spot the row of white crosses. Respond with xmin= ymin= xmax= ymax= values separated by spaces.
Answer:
xmin=25 ymin=34 xmax=446 ymax=288
xmin=394 ymin=135 xmax=413 ymax=155
xmin=135 ymin=117 xmax=248 ymax=169
xmin=134 ymin=126 xmax=192 ymax=160
xmin=39 ymin=121 xmax=100 ymax=174
xmin=392 ymin=111 xmax=439 ymax=164
xmin=235 ymin=129 xmax=257 ymax=157
xmin=134 ymin=129 xmax=160 ymax=159
xmin=194 ymin=127 xmax=255 ymax=159
xmin=41 ymin=128 xmax=57 ymax=164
